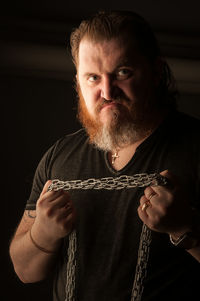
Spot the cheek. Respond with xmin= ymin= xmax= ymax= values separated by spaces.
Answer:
xmin=128 ymin=75 xmax=155 ymax=101
xmin=118 ymin=80 xmax=138 ymax=102
xmin=79 ymin=85 xmax=100 ymax=115
xmin=80 ymin=82 xmax=99 ymax=101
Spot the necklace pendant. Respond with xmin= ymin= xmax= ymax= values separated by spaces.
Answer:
xmin=111 ymin=152 xmax=119 ymax=165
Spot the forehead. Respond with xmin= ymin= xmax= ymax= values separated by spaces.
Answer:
xmin=77 ymin=37 xmax=140 ymax=72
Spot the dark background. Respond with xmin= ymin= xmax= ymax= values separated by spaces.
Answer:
xmin=1 ymin=1 xmax=200 ymax=300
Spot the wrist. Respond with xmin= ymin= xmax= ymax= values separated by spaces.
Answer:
xmin=29 ymin=226 xmax=62 ymax=254
xmin=169 ymin=232 xmax=200 ymax=250
xmin=169 ymin=209 xmax=200 ymax=250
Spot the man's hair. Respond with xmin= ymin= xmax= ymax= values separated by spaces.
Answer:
xmin=70 ymin=10 xmax=178 ymax=105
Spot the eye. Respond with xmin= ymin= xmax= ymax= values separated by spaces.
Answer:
xmin=88 ymin=74 xmax=99 ymax=82
xmin=117 ymin=69 xmax=132 ymax=80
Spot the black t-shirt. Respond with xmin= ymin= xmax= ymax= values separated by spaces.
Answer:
xmin=26 ymin=110 xmax=200 ymax=301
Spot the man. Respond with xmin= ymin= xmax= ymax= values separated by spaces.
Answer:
xmin=9 ymin=11 xmax=200 ymax=301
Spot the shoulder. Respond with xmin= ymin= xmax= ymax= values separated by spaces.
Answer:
xmin=45 ymin=129 xmax=87 ymax=153
xmin=58 ymin=128 xmax=88 ymax=146
xmin=34 ymin=129 xmax=88 ymax=170
xmin=169 ymin=111 xmax=200 ymax=158
xmin=41 ymin=128 xmax=93 ymax=166
xmin=165 ymin=110 xmax=200 ymax=136
xmin=51 ymin=128 xmax=89 ymax=154
xmin=174 ymin=110 xmax=200 ymax=126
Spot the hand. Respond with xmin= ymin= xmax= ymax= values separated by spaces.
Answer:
xmin=31 ymin=181 xmax=76 ymax=250
xmin=138 ymin=170 xmax=193 ymax=237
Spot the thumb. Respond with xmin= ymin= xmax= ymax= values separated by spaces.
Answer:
xmin=40 ymin=180 xmax=52 ymax=197
xmin=160 ymin=169 xmax=170 ymax=178
xmin=160 ymin=169 xmax=175 ymax=180
xmin=159 ymin=170 xmax=177 ymax=190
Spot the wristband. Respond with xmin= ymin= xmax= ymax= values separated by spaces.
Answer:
xmin=169 ymin=209 xmax=200 ymax=250
xmin=169 ymin=232 xmax=200 ymax=250
xmin=29 ymin=228 xmax=57 ymax=254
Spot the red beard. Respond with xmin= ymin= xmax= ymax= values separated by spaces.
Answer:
xmin=76 ymin=83 xmax=155 ymax=149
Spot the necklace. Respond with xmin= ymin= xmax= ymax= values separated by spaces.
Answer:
xmin=111 ymin=151 xmax=119 ymax=165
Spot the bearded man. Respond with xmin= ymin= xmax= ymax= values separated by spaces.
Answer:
xmin=9 ymin=11 xmax=200 ymax=301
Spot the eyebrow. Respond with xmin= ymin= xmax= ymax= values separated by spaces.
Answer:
xmin=81 ymin=57 xmax=135 ymax=78
xmin=82 ymin=72 xmax=97 ymax=78
xmin=115 ymin=58 xmax=130 ymax=67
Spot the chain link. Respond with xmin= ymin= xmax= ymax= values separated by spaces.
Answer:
xmin=49 ymin=173 xmax=167 ymax=301
xmin=131 ymin=224 xmax=152 ymax=301
xmin=48 ymin=173 xmax=168 ymax=192
xmin=65 ymin=230 xmax=77 ymax=301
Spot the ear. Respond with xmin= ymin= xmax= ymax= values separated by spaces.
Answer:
xmin=153 ymin=57 xmax=164 ymax=87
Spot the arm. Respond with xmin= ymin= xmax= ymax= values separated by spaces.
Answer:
xmin=9 ymin=209 xmax=59 ymax=283
xmin=9 ymin=181 xmax=76 ymax=283
xmin=138 ymin=170 xmax=200 ymax=262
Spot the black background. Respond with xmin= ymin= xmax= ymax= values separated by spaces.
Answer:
xmin=1 ymin=1 xmax=200 ymax=300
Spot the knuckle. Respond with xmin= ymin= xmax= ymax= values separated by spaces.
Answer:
xmin=148 ymin=214 xmax=161 ymax=230
xmin=158 ymin=205 xmax=167 ymax=216
xmin=37 ymin=196 xmax=44 ymax=206
xmin=46 ymin=207 xmax=54 ymax=217
xmin=60 ymin=219 xmax=73 ymax=233
xmin=140 ymin=195 xmax=146 ymax=203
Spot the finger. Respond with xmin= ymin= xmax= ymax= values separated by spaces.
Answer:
xmin=139 ymin=195 xmax=149 ymax=207
xmin=43 ymin=194 xmax=74 ymax=218
xmin=49 ymin=194 xmax=72 ymax=210
xmin=160 ymin=169 xmax=173 ymax=179
xmin=59 ymin=206 xmax=74 ymax=219
xmin=139 ymin=195 xmax=151 ymax=217
xmin=150 ymin=170 xmax=176 ymax=195
xmin=64 ymin=209 xmax=77 ymax=226
xmin=138 ymin=203 xmax=149 ymax=222
xmin=138 ymin=199 xmax=160 ymax=227
xmin=38 ymin=190 xmax=64 ymax=206
xmin=57 ymin=207 xmax=77 ymax=228
xmin=159 ymin=170 xmax=177 ymax=189
xmin=144 ymin=186 xmax=157 ymax=200
xmin=40 ymin=180 xmax=52 ymax=197
xmin=141 ymin=200 xmax=152 ymax=212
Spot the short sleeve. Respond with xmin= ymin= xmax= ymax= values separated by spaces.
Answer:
xmin=25 ymin=143 xmax=56 ymax=210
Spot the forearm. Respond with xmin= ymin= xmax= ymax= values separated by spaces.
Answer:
xmin=187 ymin=245 xmax=200 ymax=262
xmin=10 ymin=187 xmax=75 ymax=283
xmin=169 ymin=231 xmax=200 ymax=262
xmin=9 ymin=229 xmax=61 ymax=283
xmin=169 ymin=218 xmax=200 ymax=263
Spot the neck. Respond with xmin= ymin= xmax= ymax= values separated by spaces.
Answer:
xmin=109 ymin=137 xmax=148 ymax=170
xmin=109 ymin=113 xmax=166 ymax=170
xmin=111 ymin=150 xmax=119 ymax=165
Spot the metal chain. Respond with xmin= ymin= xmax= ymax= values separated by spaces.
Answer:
xmin=49 ymin=173 xmax=167 ymax=301
xmin=48 ymin=173 xmax=168 ymax=192
xmin=65 ymin=230 xmax=77 ymax=301
xmin=131 ymin=224 xmax=152 ymax=301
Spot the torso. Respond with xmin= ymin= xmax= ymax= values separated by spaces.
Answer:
xmin=26 ymin=111 xmax=200 ymax=301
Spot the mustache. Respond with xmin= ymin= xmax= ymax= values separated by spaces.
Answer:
xmin=97 ymin=96 xmax=130 ymax=112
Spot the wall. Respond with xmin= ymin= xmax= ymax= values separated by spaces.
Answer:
xmin=2 ymin=75 xmax=79 ymax=300
xmin=1 ymin=5 xmax=200 ymax=300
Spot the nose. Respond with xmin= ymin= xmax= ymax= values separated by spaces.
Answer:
xmin=100 ymin=75 xmax=116 ymax=100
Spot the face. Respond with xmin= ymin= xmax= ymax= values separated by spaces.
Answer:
xmin=76 ymin=36 xmax=160 ymax=150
